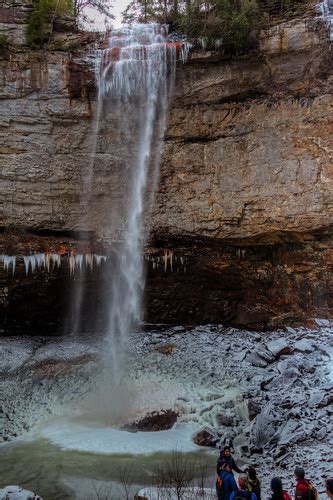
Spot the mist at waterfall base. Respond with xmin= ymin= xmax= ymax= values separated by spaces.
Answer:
xmin=66 ymin=25 xmax=180 ymax=424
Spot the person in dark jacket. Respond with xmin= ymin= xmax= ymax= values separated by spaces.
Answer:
xmin=268 ymin=477 xmax=291 ymax=500
xmin=230 ymin=474 xmax=257 ymax=500
xmin=247 ymin=466 xmax=261 ymax=500
xmin=217 ymin=446 xmax=243 ymax=474
xmin=216 ymin=463 xmax=238 ymax=500
xmin=326 ymin=479 xmax=333 ymax=499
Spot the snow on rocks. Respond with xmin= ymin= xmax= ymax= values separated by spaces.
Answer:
xmin=293 ymin=339 xmax=315 ymax=353
xmin=0 ymin=485 xmax=42 ymax=499
xmin=266 ymin=339 xmax=291 ymax=358
xmin=136 ymin=487 xmax=216 ymax=499
xmin=0 ymin=323 xmax=332 ymax=493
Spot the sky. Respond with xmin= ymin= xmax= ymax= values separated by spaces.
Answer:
xmin=86 ymin=0 xmax=132 ymax=30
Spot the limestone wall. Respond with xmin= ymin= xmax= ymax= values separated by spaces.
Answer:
xmin=1 ymin=18 xmax=331 ymax=242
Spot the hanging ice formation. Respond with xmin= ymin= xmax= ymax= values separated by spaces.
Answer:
xmin=2 ymin=255 xmax=16 ymax=275
xmin=96 ymin=24 xmax=188 ymax=379
xmin=1 ymin=253 xmax=107 ymax=276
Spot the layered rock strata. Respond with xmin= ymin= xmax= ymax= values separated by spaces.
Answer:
xmin=1 ymin=16 xmax=332 ymax=331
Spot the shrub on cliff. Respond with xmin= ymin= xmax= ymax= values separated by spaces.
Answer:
xmin=26 ymin=0 xmax=72 ymax=48
xmin=204 ymin=0 xmax=263 ymax=53
xmin=122 ymin=0 xmax=309 ymax=54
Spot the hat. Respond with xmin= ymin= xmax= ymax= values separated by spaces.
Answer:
xmin=271 ymin=477 xmax=283 ymax=493
xmin=295 ymin=467 xmax=305 ymax=479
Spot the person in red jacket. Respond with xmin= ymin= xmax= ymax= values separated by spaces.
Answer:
xmin=294 ymin=467 xmax=316 ymax=500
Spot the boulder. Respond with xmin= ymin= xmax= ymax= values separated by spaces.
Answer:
xmin=193 ymin=426 xmax=219 ymax=447
xmin=216 ymin=414 xmax=233 ymax=427
xmin=293 ymin=339 xmax=314 ymax=353
xmin=266 ymin=339 xmax=291 ymax=358
xmin=247 ymin=352 xmax=268 ymax=368
xmin=0 ymin=485 xmax=42 ymax=499
xmin=247 ymin=399 xmax=261 ymax=421
xmin=123 ymin=410 xmax=178 ymax=432
xmin=251 ymin=414 xmax=275 ymax=449
xmin=316 ymin=426 xmax=327 ymax=441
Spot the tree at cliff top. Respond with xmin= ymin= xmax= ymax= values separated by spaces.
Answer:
xmin=72 ymin=0 xmax=114 ymax=29
xmin=27 ymin=0 xmax=114 ymax=48
xmin=122 ymin=0 xmax=306 ymax=53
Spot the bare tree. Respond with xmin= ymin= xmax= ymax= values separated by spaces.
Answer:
xmin=116 ymin=463 xmax=135 ymax=500
xmin=72 ymin=0 xmax=114 ymax=27
xmin=153 ymin=451 xmax=198 ymax=500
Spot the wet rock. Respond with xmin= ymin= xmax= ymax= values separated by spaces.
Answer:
xmin=216 ymin=414 xmax=233 ymax=427
xmin=247 ymin=399 xmax=262 ymax=421
xmin=266 ymin=339 xmax=291 ymax=358
xmin=256 ymin=348 xmax=275 ymax=363
xmin=251 ymin=414 xmax=275 ymax=449
xmin=277 ymin=420 xmax=301 ymax=446
xmin=154 ymin=343 xmax=177 ymax=355
xmin=316 ymin=427 xmax=327 ymax=441
xmin=193 ymin=426 xmax=219 ymax=447
xmin=247 ymin=352 xmax=268 ymax=368
xmin=326 ymin=405 xmax=333 ymax=416
xmin=293 ymin=339 xmax=315 ymax=353
xmin=314 ymin=319 xmax=330 ymax=327
xmin=123 ymin=410 xmax=178 ymax=432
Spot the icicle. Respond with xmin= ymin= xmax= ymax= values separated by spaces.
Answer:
xmin=153 ymin=261 xmax=156 ymax=270
xmin=163 ymin=249 xmax=173 ymax=273
xmin=36 ymin=253 xmax=46 ymax=270
xmin=180 ymin=257 xmax=184 ymax=265
xmin=45 ymin=253 xmax=51 ymax=272
xmin=23 ymin=256 xmax=31 ymax=275
xmin=85 ymin=253 xmax=94 ymax=270
xmin=51 ymin=253 xmax=61 ymax=269
xmin=4 ymin=255 xmax=16 ymax=275
xmin=75 ymin=254 xmax=84 ymax=271
xmin=94 ymin=254 xmax=107 ymax=267
xmin=31 ymin=256 xmax=37 ymax=273
xmin=69 ymin=253 xmax=75 ymax=275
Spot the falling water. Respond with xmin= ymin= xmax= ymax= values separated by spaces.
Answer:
xmin=94 ymin=25 xmax=183 ymax=384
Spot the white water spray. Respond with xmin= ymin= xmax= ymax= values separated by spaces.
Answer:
xmin=95 ymin=25 xmax=183 ymax=383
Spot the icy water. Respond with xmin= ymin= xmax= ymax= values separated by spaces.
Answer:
xmin=1 ymin=324 xmax=332 ymax=498
xmin=0 ymin=440 xmax=215 ymax=499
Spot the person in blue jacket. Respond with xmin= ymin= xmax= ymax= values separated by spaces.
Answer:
xmin=230 ymin=474 xmax=257 ymax=500
xmin=216 ymin=463 xmax=238 ymax=500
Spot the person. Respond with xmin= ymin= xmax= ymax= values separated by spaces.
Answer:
xmin=294 ymin=466 xmax=318 ymax=500
xmin=268 ymin=477 xmax=291 ymax=500
xmin=217 ymin=445 xmax=243 ymax=474
xmin=247 ymin=466 xmax=261 ymax=500
xmin=216 ymin=463 xmax=238 ymax=500
xmin=326 ymin=479 xmax=333 ymax=499
xmin=230 ymin=474 xmax=257 ymax=500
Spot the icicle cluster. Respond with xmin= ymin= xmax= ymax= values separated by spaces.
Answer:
xmin=144 ymin=252 xmax=187 ymax=274
xmin=1 ymin=255 xmax=16 ymax=275
xmin=1 ymin=253 xmax=107 ymax=276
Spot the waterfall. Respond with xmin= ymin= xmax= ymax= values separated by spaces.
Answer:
xmin=95 ymin=25 xmax=181 ymax=382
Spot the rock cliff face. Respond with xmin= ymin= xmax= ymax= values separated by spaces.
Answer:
xmin=1 ymin=15 xmax=332 ymax=331
xmin=153 ymin=19 xmax=332 ymax=240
